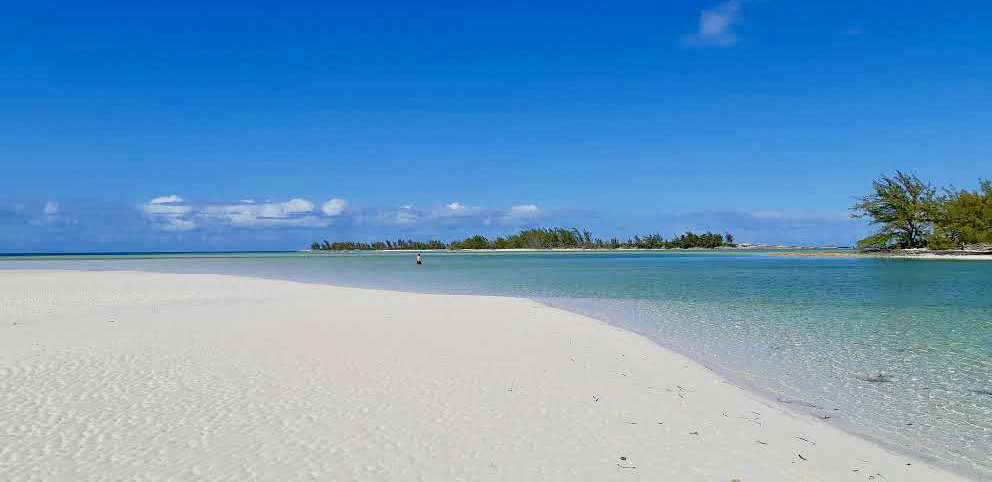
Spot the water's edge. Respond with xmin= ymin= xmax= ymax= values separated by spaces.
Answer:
xmin=4 ymin=266 xmax=981 ymax=481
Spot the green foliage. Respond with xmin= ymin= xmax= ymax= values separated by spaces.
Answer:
xmin=310 ymin=239 xmax=446 ymax=251
xmin=852 ymin=173 xmax=991 ymax=251
xmin=931 ymin=180 xmax=992 ymax=248
xmin=311 ymin=228 xmax=735 ymax=251
xmin=850 ymin=171 xmax=936 ymax=249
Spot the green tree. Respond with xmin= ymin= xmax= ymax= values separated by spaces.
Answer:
xmin=930 ymin=180 xmax=992 ymax=248
xmin=850 ymin=171 xmax=936 ymax=249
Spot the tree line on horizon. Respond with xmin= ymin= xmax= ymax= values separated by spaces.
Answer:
xmin=310 ymin=228 xmax=735 ymax=251
xmin=851 ymin=172 xmax=991 ymax=250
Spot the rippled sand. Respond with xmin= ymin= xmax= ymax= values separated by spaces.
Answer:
xmin=0 ymin=271 xmax=970 ymax=481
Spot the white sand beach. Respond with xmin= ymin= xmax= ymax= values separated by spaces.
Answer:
xmin=0 ymin=270 xmax=970 ymax=481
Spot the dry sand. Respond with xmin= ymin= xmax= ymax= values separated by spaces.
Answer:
xmin=0 ymin=270 xmax=970 ymax=481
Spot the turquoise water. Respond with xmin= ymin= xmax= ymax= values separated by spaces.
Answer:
xmin=3 ymin=251 xmax=991 ymax=479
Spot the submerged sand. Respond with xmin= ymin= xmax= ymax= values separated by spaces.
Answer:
xmin=0 ymin=270 xmax=971 ymax=481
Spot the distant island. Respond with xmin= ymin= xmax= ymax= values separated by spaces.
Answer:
xmin=309 ymin=172 xmax=991 ymax=255
xmin=310 ymin=228 xmax=735 ymax=251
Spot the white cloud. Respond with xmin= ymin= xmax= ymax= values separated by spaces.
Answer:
xmin=43 ymin=202 xmax=59 ymax=215
xmin=142 ymin=201 xmax=192 ymax=217
xmin=375 ymin=209 xmax=419 ymax=226
xmin=149 ymin=195 xmax=183 ymax=204
xmin=683 ymin=0 xmax=742 ymax=47
xmin=240 ymin=199 xmax=256 ymax=204
xmin=141 ymin=195 xmax=196 ymax=231
xmin=202 ymin=198 xmax=320 ymax=227
xmin=511 ymin=204 xmax=539 ymax=213
xmin=321 ymin=198 xmax=347 ymax=216
xmin=367 ymin=202 xmax=548 ymax=229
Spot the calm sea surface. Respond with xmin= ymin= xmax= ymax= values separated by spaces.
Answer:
xmin=2 ymin=251 xmax=991 ymax=479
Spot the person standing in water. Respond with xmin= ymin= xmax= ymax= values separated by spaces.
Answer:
xmin=416 ymin=253 xmax=423 ymax=265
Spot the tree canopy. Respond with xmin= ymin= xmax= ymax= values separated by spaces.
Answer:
xmin=930 ymin=180 xmax=992 ymax=248
xmin=311 ymin=228 xmax=736 ymax=251
xmin=850 ymin=171 xmax=936 ymax=249
xmin=852 ymin=172 xmax=991 ymax=250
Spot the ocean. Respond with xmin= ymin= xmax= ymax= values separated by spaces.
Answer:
xmin=3 ymin=250 xmax=990 ymax=478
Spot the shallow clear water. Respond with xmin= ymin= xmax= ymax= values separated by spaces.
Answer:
xmin=3 ymin=251 xmax=991 ymax=479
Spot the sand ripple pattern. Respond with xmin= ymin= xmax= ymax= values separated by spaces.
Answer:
xmin=0 ymin=270 xmax=973 ymax=481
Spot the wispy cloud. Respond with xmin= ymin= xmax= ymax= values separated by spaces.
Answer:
xmin=201 ymin=198 xmax=324 ymax=227
xmin=364 ymin=203 xmax=548 ymax=231
xmin=511 ymin=204 xmax=539 ymax=213
xmin=139 ymin=196 xmax=350 ymax=231
xmin=650 ymin=210 xmax=869 ymax=246
xmin=140 ymin=195 xmax=196 ymax=231
xmin=149 ymin=195 xmax=184 ymax=205
xmin=683 ymin=0 xmax=742 ymax=47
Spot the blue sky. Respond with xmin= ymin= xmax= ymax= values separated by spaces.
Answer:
xmin=2 ymin=0 xmax=990 ymax=251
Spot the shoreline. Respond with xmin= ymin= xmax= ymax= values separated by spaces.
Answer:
xmin=0 ymin=270 xmax=976 ymax=481
xmin=769 ymin=251 xmax=992 ymax=260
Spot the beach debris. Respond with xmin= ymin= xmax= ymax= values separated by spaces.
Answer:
xmin=755 ymin=440 xmax=768 ymax=445
xmin=798 ymin=454 xmax=808 ymax=461
xmin=592 ymin=395 xmax=599 ymax=402
xmin=796 ymin=436 xmax=816 ymax=445
xmin=857 ymin=372 xmax=894 ymax=383
xmin=617 ymin=456 xmax=636 ymax=469
xmin=107 ymin=319 xmax=116 ymax=323
xmin=738 ymin=413 xmax=762 ymax=426
xmin=625 ymin=421 xmax=637 ymax=425
xmin=689 ymin=431 xmax=699 ymax=435
xmin=817 ymin=414 xmax=833 ymax=420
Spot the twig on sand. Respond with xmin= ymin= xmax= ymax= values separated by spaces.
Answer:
xmin=796 ymin=436 xmax=816 ymax=445
xmin=798 ymin=454 xmax=808 ymax=461
xmin=617 ymin=456 xmax=636 ymax=469
xmin=738 ymin=413 xmax=762 ymax=426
